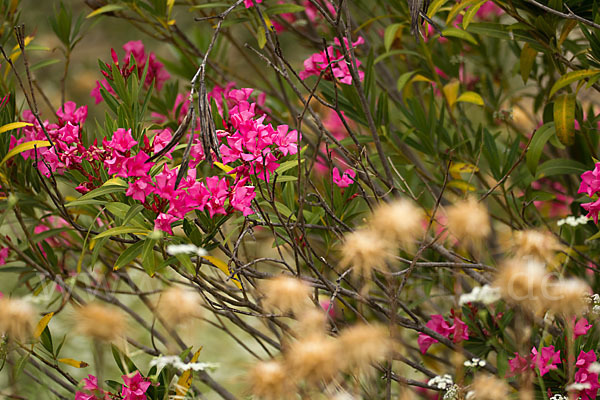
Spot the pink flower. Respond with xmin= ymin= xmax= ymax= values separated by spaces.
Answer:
xmin=332 ymin=167 xmax=355 ymax=188
xmin=299 ymin=37 xmax=364 ymax=85
xmin=75 ymin=393 xmax=95 ymax=400
xmin=104 ymin=153 xmax=129 ymax=177
xmin=126 ymin=176 xmax=154 ymax=203
xmin=204 ymin=176 xmax=230 ymax=217
xmin=121 ymin=371 xmax=152 ymax=400
xmin=91 ymin=79 xmax=117 ymax=104
xmin=0 ymin=247 xmax=9 ymax=265
xmin=108 ymin=128 xmax=138 ymax=153
xmin=56 ymin=101 xmax=88 ymax=125
xmin=124 ymin=151 xmax=153 ymax=177
xmin=574 ymin=317 xmax=592 ymax=339
xmin=82 ymin=374 xmax=101 ymax=391
xmin=152 ymin=129 xmax=173 ymax=158
xmin=417 ymin=314 xmax=468 ymax=354
xmin=274 ymin=125 xmax=300 ymax=156
xmin=531 ymin=345 xmax=561 ymax=377
xmin=230 ymin=178 xmax=256 ymax=216
xmin=154 ymin=213 xmax=178 ymax=235
xmin=582 ymin=198 xmax=600 ymax=224
xmin=476 ymin=1 xmax=503 ymax=19
xmin=451 ymin=316 xmax=469 ymax=343
xmin=244 ymin=0 xmax=262 ymax=7
xmin=579 ymin=164 xmax=600 ymax=197
xmin=508 ymin=352 xmax=530 ymax=377
xmin=575 ymin=350 xmax=600 ymax=400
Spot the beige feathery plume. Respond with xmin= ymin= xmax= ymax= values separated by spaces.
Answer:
xmin=0 ymin=298 xmax=34 ymax=341
xmin=493 ymin=258 xmax=548 ymax=315
xmin=470 ymin=374 xmax=511 ymax=399
xmin=285 ymin=335 xmax=340 ymax=384
xmin=261 ymin=276 xmax=311 ymax=315
xmin=247 ymin=360 xmax=290 ymax=399
xmin=446 ymin=197 xmax=491 ymax=247
xmin=511 ymin=229 xmax=563 ymax=265
xmin=74 ymin=303 xmax=126 ymax=342
xmin=294 ymin=308 xmax=328 ymax=338
xmin=339 ymin=229 xmax=394 ymax=279
xmin=156 ymin=286 xmax=203 ymax=326
xmin=370 ymin=199 xmax=425 ymax=251
xmin=546 ymin=278 xmax=590 ymax=317
xmin=337 ymin=324 xmax=393 ymax=373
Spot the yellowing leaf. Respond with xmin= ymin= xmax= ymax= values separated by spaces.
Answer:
xmin=446 ymin=0 xmax=478 ymax=25
xmin=167 ymin=0 xmax=175 ymax=15
xmin=11 ymin=35 xmax=33 ymax=51
xmin=449 ymin=162 xmax=479 ymax=179
xmin=554 ymin=94 xmax=575 ymax=146
xmin=86 ymin=4 xmax=125 ymax=18
xmin=550 ymin=69 xmax=600 ymax=98
xmin=103 ymin=177 xmax=128 ymax=187
xmin=447 ymin=180 xmax=476 ymax=192
xmin=0 ymin=140 xmax=50 ymax=167
xmin=176 ymin=347 xmax=203 ymax=397
xmin=428 ymin=0 xmax=449 ymax=18
xmin=462 ymin=0 xmax=487 ymax=30
xmin=456 ymin=91 xmax=484 ymax=106
xmin=213 ymin=161 xmax=233 ymax=173
xmin=443 ymin=79 xmax=460 ymax=108
xmin=520 ymin=43 xmax=537 ymax=84
xmin=0 ymin=122 xmax=33 ymax=135
xmin=202 ymin=256 xmax=242 ymax=289
xmin=257 ymin=26 xmax=267 ymax=49
xmin=58 ymin=358 xmax=89 ymax=368
xmin=34 ymin=312 xmax=54 ymax=338
xmin=558 ymin=20 xmax=577 ymax=48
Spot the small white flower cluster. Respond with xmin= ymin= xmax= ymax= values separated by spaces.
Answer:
xmin=549 ymin=395 xmax=568 ymax=400
xmin=463 ymin=357 xmax=486 ymax=368
xmin=587 ymin=294 xmax=600 ymax=315
xmin=166 ymin=244 xmax=207 ymax=257
xmin=428 ymin=374 xmax=454 ymax=390
xmin=459 ymin=285 xmax=501 ymax=306
xmin=557 ymin=215 xmax=589 ymax=227
xmin=149 ymin=355 xmax=219 ymax=372
xmin=443 ymin=384 xmax=460 ymax=400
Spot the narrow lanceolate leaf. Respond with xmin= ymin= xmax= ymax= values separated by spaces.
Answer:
xmin=34 ymin=312 xmax=54 ymax=339
xmin=456 ymin=91 xmax=484 ymax=106
xmin=93 ymin=227 xmax=150 ymax=240
xmin=0 ymin=140 xmax=50 ymax=167
xmin=86 ymin=4 xmax=125 ymax=18
xmin=554 ymin=94 xmax=575 ymax=146
xmin=526 ymin=123 xmax=555 ymax=175
xmin=58 ymin=358 xmax=89 ymax=368
xmin=176 ymin=347 xmax=203 ymax=397
xmin=520 ymin=43 xmax=537 ymax=84
xmin=549 ymin=69 xmax=600 ymax=97
xmin=202 ymin=255 xmax=242 ymax=289
xmin=462 ymin=0 xmax=487 ymax=30
xmin=384 ymin=23 xmax=403 ymax=52
xmin=0 ymin=122 xmax=33 ymax=135
xmin=440 ymin=27 xmax=478 ymax=45
xmin=443 ymin=79 xmax=460 ymax=108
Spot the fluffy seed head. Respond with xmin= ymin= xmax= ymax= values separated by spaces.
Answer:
xmin=470 ymin=374 xmax=510 ymax=399
xmin=370 ymin=199 xmax=424 ymax=250
xmin=156 ymin=286 xmax=203 ymax=326
xmin=261 ymin=276 xmax=311 ymax=315
xmin=338 ymin=324 xmax=393 ymax=372
xmin=546 ymin=278 xmax=590 ymax=316
xmin=285 ymin=335 xmax=340 ymax=383
xmin=511 ymin=230 xmax=563 ymax=265
xmin=493 ymin=259 xmax=548 ymax=315
xmin=339 ymin=229 xmax=394 ymax=279
xmin=75 ymin=303 xmax=126 ymax=342
xmin=0 ymin=298 xmax=34 ymax=341
xmin=446 ymin=197 xmax=491 ymax=247
xmin=294 ymin=308 xmax=328 ymax=338
xmin=247 ymin=360 xmax=289 ymax=399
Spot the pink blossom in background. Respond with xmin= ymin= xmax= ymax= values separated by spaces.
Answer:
xmin=417 ymin=314 xmax=470 ymax=354
xmin=574 ymin=317 xmax=593 ymax=339
xmin=532 ymin=179 xmax=573 ymax=218
xmin=299 ymin=36 xmax=365 ymax=85
xmin=332 ymin=167 xmax=355 ymax=188
xmin=507 ymin=352 xmax=530 ymax=377
xmin=476 ymin=1 xmax=503 ymax=19
xmin=121 ymin=371 xmax=152 ymax=400
xmin=531 ymin=346 xmax=561 ymax=376
xmin=0 ymin=247 xmax=10 ymax=265
xmin=574 ymin=350 xmax=600 ymax=399
xmin=90 ymin=79 xmax=116 ymax=104
xmin=244 ymin=0 xmax=262 ymax=8
xmin=579 ymin=162 xmax=600 ymax=222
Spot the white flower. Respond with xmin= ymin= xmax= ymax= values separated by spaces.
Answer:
xmin=443 ymin=384 xmax=460 ymax=400
xmin=149 ymin=355 xmax=218 ymax=371
xmin=166 ymin=244 xmax=207 ymax=257
xmin=463 ymin=357 xmax=486 ymax=368
xmin=557 ymin=215 xmax=589 ymax=227
xmin=428 ymin=374 xmax=454 ymax=390
xmin=549 ymin=395 xmax=567 ymax=400
xmin=459 ymin=285 xmax=501 ymax=306
xmin=589 ymin=362 xmax=600 ymax=374
xmin=566 ymin=382 xmax=591 ymax=391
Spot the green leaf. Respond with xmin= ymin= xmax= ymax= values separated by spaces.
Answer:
xmin=257 ymin=26 xmax=267 ymax=49
xmin=276 ymin=159 xmax=304 ymax=175
xmin=462 ymin=0 xmax=487 ymax=30
xmin=549 ymin=69 xmax=600 ymax=97
xmin=93 ymin=227 xmax=150 ymax=240
xmin=535 ymin=159 xmax=586 ymax=179
xmin=86 ymin=4 xmax=125 ymax=18
xmin=456 ymin=91 xmax=484 ymax=106
xmin=554 ymin=94 xmax=575 ymax=146
xmin=396 ymin=71 xmax=418 ymax=92
xmin=66 ymin=184 xmax=127 ymax=207
xmin=520 ymin=43 xmax=537 ymax=84
xmin=441 ymin=27 xmax=478 ymax=45
xmin=526 ymin=123 xmax=555 ymax=175
xmin=113 ymin=241 xmax=144 ymax=270
xmin=141 ymin=238 xmax=157 ymax=276
xmin=384 ymin=23 xmax=403 ymax=52
xmin=265 ymin=4 xmax=305 ymax=15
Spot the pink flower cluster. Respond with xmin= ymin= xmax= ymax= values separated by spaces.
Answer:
xmin=272 ymin=0 xmax=336 ymax=32
xmin=532 ymin=179 xmax=573 ymax=218
xmin=578 ymin=162 xmax=600 ymax=223
xmin=244 ymin=0 xmax=262 ymax=8
xmin=332 ymin=167 xmax=355 ymax=188
xmin=508 ymin=345 xmax=561 ymax=377
xmin=417 ymin=314 xmax=469 ymax=354
xmin=91 ymin=40 xmax=170 ymax=104
xmin=574 ymin=350 xmax=600 ymax=400
xmin=75 ymin=371 xmax=152 ymax=400
xmin=299 ymin=36 xmax=365 ymax=85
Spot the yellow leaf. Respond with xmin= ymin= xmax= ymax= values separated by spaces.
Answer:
xmin=58 ymin=358 xmax=89 ymax=368
xmin=447 ymin=180 xmax=476 ymax=192
xmin=446 ymin=0 xmax=478 ymax=25
xmin=456 ymin=91 xmax=484 ymax=106
xmin=0 ymin=122 xmax=33 ymax=135
xmin=103 ymin=177 xmax=128 ymax=187
xmin=520 ymin=43 xmax=537 ymax=84
xmin=554 ymin=94 xmax=575 ymax=146
xmin=462 ymin=0 xmax=486 ymax=30
xmin=550 ymin=69 xmax=600 ymax=98
xmin=176 ymin=347 xmax=203 ymax=397
xmin=34 ymin=312 xmax=54 ymax=338
xmin=213 ymin=161 xmax=233 ymax=173
xmin=449 ymin=162 xmax=479 ymax=179
xmin=11 ymin=35 xmax=33 ymax=51
xmin=443 ymin=79 xmax=460 ymax=108
xmin=427 ymin=0 xmax=449 ymax=18
xmin=0 ymin=140 xmax=50 ymax=167
xmin=167 ymin=0 xmax=175 ymax=15
xmin=202 ymin=256 xmax=242 ymax=289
